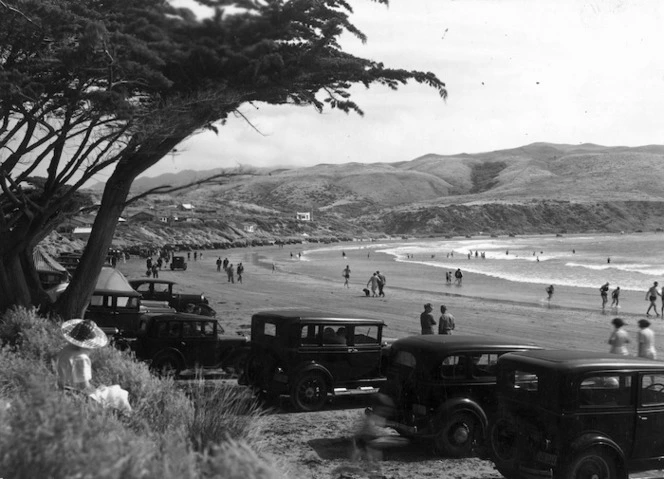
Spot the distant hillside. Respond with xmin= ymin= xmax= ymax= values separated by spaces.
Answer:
xmin=94 ymin=143 xmax=664 ymax=246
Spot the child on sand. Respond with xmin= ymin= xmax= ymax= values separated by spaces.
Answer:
xmin=611 ymin=287 xmax=620 ymax=308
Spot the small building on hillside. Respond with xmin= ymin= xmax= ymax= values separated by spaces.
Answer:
xmin=296 ymin=212 xmax=312 ymax=221
xmin=243 ymin=223 xmax=256 ymax=233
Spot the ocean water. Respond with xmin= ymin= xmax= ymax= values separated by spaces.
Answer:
xmin=306 ymin=233 xmax=664 ymax=293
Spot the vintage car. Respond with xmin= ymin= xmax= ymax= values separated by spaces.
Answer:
xmin=117 ymin=313 xmax=249 ymax=377
xmin=128 ymin=279 xmax=216 ymax=317
xmin=239 ymin=310 xmax=389 ymax=411
xmin=170 ymin=255 xmax=187 ymax=271
xmin=366 ymin=335 xmax=540 ymax=457
xmin=489 ymin=349 xmax=664 ymax=479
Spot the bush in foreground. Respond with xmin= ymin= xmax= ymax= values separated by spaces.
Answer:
xmin=0 ymin=307 xmax=282 ymax=478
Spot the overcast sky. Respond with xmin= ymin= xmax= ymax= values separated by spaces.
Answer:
xmin=143 ymin=0 xmax=664 ymax=178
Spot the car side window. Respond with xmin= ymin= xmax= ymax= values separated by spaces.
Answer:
xmin=471 ymin=353 xmax=501 ymax=377
xmin=322 ymin=326 xmax=346 ymax=345
xmin=201 ymin=321 xmax=216 ymax=337
xmin=579 ymin=374 xmax=632 ymax=407
xmin=353 ymin=326 xmax=379 ymax=345
xmin=301 ymin=325 xmax=319 ymax=345
xmin=641 ymin=374 xmax=664 ymax=406
xmin=136 ymin=284 xmax=150 ymax=294
xmin=440 ymin=355 xmax=466 ymax=379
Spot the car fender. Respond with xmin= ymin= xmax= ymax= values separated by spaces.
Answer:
xmin=568 ymin=432 xmax=626 ymax=463
xmin=435 ymin=397 xmax=489 ymax=432
xmin=289 ymin=361 xmax=333 ymax=386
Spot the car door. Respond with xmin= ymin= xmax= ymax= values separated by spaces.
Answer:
xmin=346 ymin=324 xmax=383 ymax=380
xmin=632 ymin=372 xmax=664 ymax=460
xmin=573 ymin=372 xmax=636 ymax=455
xmin=298 ymin=324 xmax=351 ymax=382
xmin=182 ymin=320 xmax=218 ymax=368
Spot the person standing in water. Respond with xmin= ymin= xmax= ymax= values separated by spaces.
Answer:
xmin=611 ymin=287 xmax=621 ymax=308
xmin=599 ymin=282 xmax=610 ymax=310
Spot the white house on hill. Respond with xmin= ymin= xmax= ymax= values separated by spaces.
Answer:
xmin=296 ymin=212 xmax=311 ymax=221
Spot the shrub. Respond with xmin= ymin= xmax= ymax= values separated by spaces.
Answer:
xmin=0 ymin=308 xmax=282 ymax=478
xmin=185 ymin=378 xmax=271 ymax=453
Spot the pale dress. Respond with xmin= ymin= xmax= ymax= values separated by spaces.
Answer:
xmin=638 ymin=327 xmax=657 ymax=359
xmin=56 ymin=345 xmax=92 ymax=390
xmin=608 ymin=328 xmax=630 ymax=355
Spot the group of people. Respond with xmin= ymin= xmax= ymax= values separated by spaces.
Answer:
xmin=445 ymin=268 xmax=463 ymax=285
xmin=366 ymin=271 xmax=386 ymax=297
xmin=216 ymin=257 xmax=244 ymax=284
xmin=608 ymin=317 xmax=656 ymax=359
xmin=420 ymin=303 xmax=456 ymax=335
xmin=598 ymin=282 xmax=621 ymax=310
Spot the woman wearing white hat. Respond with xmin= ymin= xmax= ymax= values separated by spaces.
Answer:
xmin=56 ymin=319 xmax=108 ymax=393
xmin=56 ymin=319 xmax=132 ymax=412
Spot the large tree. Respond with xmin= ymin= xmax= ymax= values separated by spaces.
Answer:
xmin=0 ymin=0 xmax=447 ymax=318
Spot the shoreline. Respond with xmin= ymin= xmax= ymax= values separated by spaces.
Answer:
xmin=116 ymin=241 xmax=663 ymax=355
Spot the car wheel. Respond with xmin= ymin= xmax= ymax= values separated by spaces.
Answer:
xmin=151 ymin=353 xmax=183 ymax=378
xmin=433 ymin=411 xmax=479 ymax=457
xmin=560 ymin=447 xmax=618 ymax=479
xmin=290 ymin=372 xmax=328 ymax=412
xmin=489 ymin=416 xmax=519 ymax=479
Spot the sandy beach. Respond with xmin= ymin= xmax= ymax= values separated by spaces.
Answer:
xmin=114 ymin=241 xmax=664 ymax=479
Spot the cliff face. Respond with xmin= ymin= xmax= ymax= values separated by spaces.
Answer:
xmin=369 ymin=201 xmax=664 ymax=236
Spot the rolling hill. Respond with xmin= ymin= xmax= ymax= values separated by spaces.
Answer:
xmin=107 ymin=142 xmax=664 ymax=244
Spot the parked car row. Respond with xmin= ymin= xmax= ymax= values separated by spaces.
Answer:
xmin=238 ymin=310 xmax=664 ymax=479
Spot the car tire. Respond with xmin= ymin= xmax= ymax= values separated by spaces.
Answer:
xmin=151 ymin=353 xmax=183 ymax=378
xmin=290 ymin=371 xmax=329 ymax=412
xmin=433 ymin=411 xmax=479 ymax=457
xmin=489 ymin=415 xmax=519 ymax=479
xmin=558 ymin=447 xmax=618 ymax=479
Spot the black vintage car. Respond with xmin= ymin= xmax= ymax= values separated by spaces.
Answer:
xmin=170 ymin=256 xmax=187 ymax=271
xmin=120 ymin=314 xmax=249 ymax=377
xmin=240 ymin=310 xmax=389 ymax=411
xmin=489 ymin=350 xmax=664 ymax=479
xmin=128 ymin=279 xmax=216 ymax=317
xmin=366 ymin=335 xmax=540 ymax=457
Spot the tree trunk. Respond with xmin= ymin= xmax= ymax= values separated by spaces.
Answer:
xmin=0 ymin=251 xmax=32 ymax=312
xmin=53 ymin=171 xmax=133 ymax=319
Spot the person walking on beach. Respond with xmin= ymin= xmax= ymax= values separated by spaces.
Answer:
xmin=599 ymin=282 xmax=610 ymax=310
xmin=438 ymin=305 xmax=455 ymax=335
xmin=646 ymin=282 xmax=660 ymax=317
xmin=608 ymin=317 xmax=630 ymax=356
xmin=420 ymin=303 xmax=435 ymax=335
xmin=236 ymin=262 xmax=244 ymax=284
xmin=611 ymin=287 xmax=621 ymax=308
xmin=445 ymin=271 xmax=451 ymax=285
xmin=342 ymin=265 xmax=351 ymax=288
xmin=454 ymin=268 xmax=463 ymax=286
xmin=216 ymin=257 xmax=222 ymax=272
xmin=227 ymin=263 xmax=235 ymax=283
xmin=637 ymin=319 xmax=657 ymax=359
xmin=376 ymin=271 xmax=386 ymax=297
xmin=546 ymin=285 xmax=554 ymax=302
xmin=367 ymin=273 xmax=379 ymax=297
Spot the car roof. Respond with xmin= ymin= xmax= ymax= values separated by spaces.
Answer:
xmin=252 ymin=309 xmax=384 ymax=325
xmin=500 ymin=349 xmax=664 ymax=372
xmin=128 ymin=279 xmax=177 ymax=286
xmin=391 ymin=334 xmax=541 ymax=355
xmin=92 ymin=289 xmax=141 ymax=297
xmin=147 ymin=313 xmax=217 ymax=322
